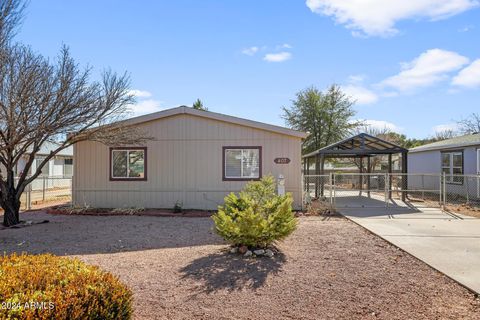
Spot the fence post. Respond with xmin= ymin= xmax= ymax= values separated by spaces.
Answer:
xmin=42 ymin=177 xmax=46 ymax=202
xmin=27 ymin=184 xmax=32 ymax=210
xmin=421 ymin=174 xmax=425 ymax=200
xmin=384 ymin=173 xmax=388 ymax=208
xmin=442 ymin=172 xmax=446 ymax=206
xmin=439 ymin=174 xmax=442 ymax=205
xmin=465 ymin=176 xmax=469 ymax=204
xmin=301 ymin=174 xmax=305 ymax=211
xmin=329 ymin=173 xmax=333 ymax=208
xmin=332 ymin=173 xmax=336 ymax=208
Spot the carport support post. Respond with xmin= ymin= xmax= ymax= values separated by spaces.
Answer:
xmin=320 ymin=154 xmax=325 ymax=197
xmin=367 ymin=156 xmax=371 ymax=198
xmin=359 ymin=156 xmax=363 ymax=196
xmin=388 ymin=154 xmax=393 ymax=199
xmin=402 ymin=152 xmax=408 ymax=202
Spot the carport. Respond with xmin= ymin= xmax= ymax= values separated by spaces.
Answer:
xmin=302 ymin=133 xmax=409 ymax=201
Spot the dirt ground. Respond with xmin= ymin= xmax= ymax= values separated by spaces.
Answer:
xmin=1 ymin=212 xmax=479 ymax=320
xmin=445 ymin=204 xmax=480 ymax=218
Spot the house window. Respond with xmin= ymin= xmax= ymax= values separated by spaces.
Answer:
xmin=36 ymin=157 xmax=49 ymax=176
xmin=441 ymin=151 xmax=463 ymax=184
xmin=64 ymin=158 xmax=73 ymax=176
xmin=223 ymin=147 xmax=261 ymax=180
xmin=110 ymin=148 xmax=147 ymax=180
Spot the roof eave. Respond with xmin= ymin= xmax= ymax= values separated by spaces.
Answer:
xmin=107 ymin=106 xmax=309 ymax=139
xmin=410 ymin=142 xmax=480 ymax=153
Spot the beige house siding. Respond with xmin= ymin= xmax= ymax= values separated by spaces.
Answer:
xmin=73 ymin=113 xmax=303 ymax=210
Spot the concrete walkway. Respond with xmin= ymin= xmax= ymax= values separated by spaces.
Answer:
xmin=338 ymin=198 xmax=480 ymax=294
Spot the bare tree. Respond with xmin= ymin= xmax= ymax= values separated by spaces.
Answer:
xmin=434 ymin=129 xmax=457 ymax=141
xmin=0 ymin=1 xmax=149 ymax=226
xmin=457 ymin=113 xmax=480 ymax=134
xmin=0 ymin=0 xmax=25 ymax=47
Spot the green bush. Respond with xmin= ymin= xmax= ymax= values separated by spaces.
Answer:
xmin=0 ymin=254 xmax=133 ymax=320
xmin=212 ymin=175 xmax=297 ymax=248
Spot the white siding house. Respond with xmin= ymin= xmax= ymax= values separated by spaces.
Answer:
xmin=408 ymin=133 xmax=480 ymax=197
xmin=15 ymin=142 xmax=73 ymax=191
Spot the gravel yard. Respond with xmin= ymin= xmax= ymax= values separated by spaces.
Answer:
xmin=1 ymin=211 xmax=479 ymax=320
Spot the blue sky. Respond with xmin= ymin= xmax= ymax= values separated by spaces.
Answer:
xmin=16 ymin=0 xmax=480 ymax=138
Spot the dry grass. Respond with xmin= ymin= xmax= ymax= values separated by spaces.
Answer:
xmin=445 ymin=203 xmax=480 ymax=218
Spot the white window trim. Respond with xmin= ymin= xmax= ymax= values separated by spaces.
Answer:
xmin=441 ymin=151 xmax=463 ymax=185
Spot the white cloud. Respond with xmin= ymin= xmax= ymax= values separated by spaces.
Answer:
xmin=129 ymin=99 xmax=164 ymax=116
xmin=306 ymin=0 xmax=479 ymax=37
xmin=276 ymin=43 xmax=292 ymax=49
xmin=242 ymin=46 xmax=259 ymax=56
xmin=381 ymin=49 xmax=469 ymax=91
xmin=458 ymin=25 xmax=474 ymax=32
xmin=433 ymin=123 xmax=459 ymax=133
xmin=362 ymin=119 xmax=402 ymax=132
xmin=452 ymin=59 xmax=480 ymax=88
xmin=128 ymin=89 xmax=152 ymax=98
xmin=342 ymin=85 xmax=378 ymax=105
xmin=347 ymin=74 xmax=366 ymax=84
xmin=263 ymin=52 xmax=292 ymax=62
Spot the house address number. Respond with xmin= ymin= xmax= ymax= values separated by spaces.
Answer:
xmin=274 ymin=157 xmax=291 ymax=164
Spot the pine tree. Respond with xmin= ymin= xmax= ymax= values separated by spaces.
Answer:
xmin=192 ymin=98 xmax=208 ymax=111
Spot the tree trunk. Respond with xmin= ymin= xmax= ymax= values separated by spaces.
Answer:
xmin=2 ymin=192 xmax=21 ymax=227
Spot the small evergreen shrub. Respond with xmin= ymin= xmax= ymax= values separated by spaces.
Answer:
xmin=0 ymin=254 xmax=133 ymax=320
xmin=173 ymin=201 xmax=183 ymax=213
xmin=212 ymin=175 xmax=297 ymax=248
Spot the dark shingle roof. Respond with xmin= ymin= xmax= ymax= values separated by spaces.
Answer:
xmin=409 ymin=133 xmax=480 ymax=153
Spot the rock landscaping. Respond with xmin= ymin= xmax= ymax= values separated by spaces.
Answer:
xmin=1 ymin=212 xmax=479 ymax=319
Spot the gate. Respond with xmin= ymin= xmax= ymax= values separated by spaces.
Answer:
xmin=332 ymin=173 xmax=389 ymax=208
xmin=302 ymin=173 xmax=447 ymax=209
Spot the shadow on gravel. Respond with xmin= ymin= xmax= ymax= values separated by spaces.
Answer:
xmin=180 ymin=250 xmax=286 ymax=292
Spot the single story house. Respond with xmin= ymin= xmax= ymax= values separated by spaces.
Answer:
xmin=72 ymin=106 xmax=308 ymax=210
xmin=408 ymin=133 xmax=480 ymax=198
xmin=15 ymin=142 xmax=73 ymax=191
xmin=15 ymin=142 xmax=73 ymax=177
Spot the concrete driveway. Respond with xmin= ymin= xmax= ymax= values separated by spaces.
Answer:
xmin=338 ymin=198 xmax=480 ymax=294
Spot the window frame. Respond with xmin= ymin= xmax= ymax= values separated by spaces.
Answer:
xmin=63 ymin=158 xmax=73 ymax=177
xmin=35 ymin=156 xmax=50 ymax=177
xmin=109 ymin=147 xmax=147 ymax=181
xmin=222 ymin=146 xmax=262 ymax=181
xmin=441 ymin=150 xmax=464 ymax=185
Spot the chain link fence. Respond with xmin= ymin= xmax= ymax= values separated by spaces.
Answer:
xmin=17 ymin=176 xmax=72 ymax=210
xmin=303 ymin=173 xmax=480 ymax=211
xmin=332 ymin=173 xmax=388 ymax=208
xmin=443 ymin=174 xmax=480 ymax=207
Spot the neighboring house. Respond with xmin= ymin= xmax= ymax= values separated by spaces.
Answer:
xmin=73 ymin=106 xmax=308 ymax=210
xmin=408 ymin=133 xmax=480 ymax=197
xmin=15 ymin=142 xmax=73 ymax=191
xmin=15 ymin=142 xmax=74 ymax=178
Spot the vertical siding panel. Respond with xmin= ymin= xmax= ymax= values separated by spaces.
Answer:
xmin=74 ymin=113 xmax=304 ymax=209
